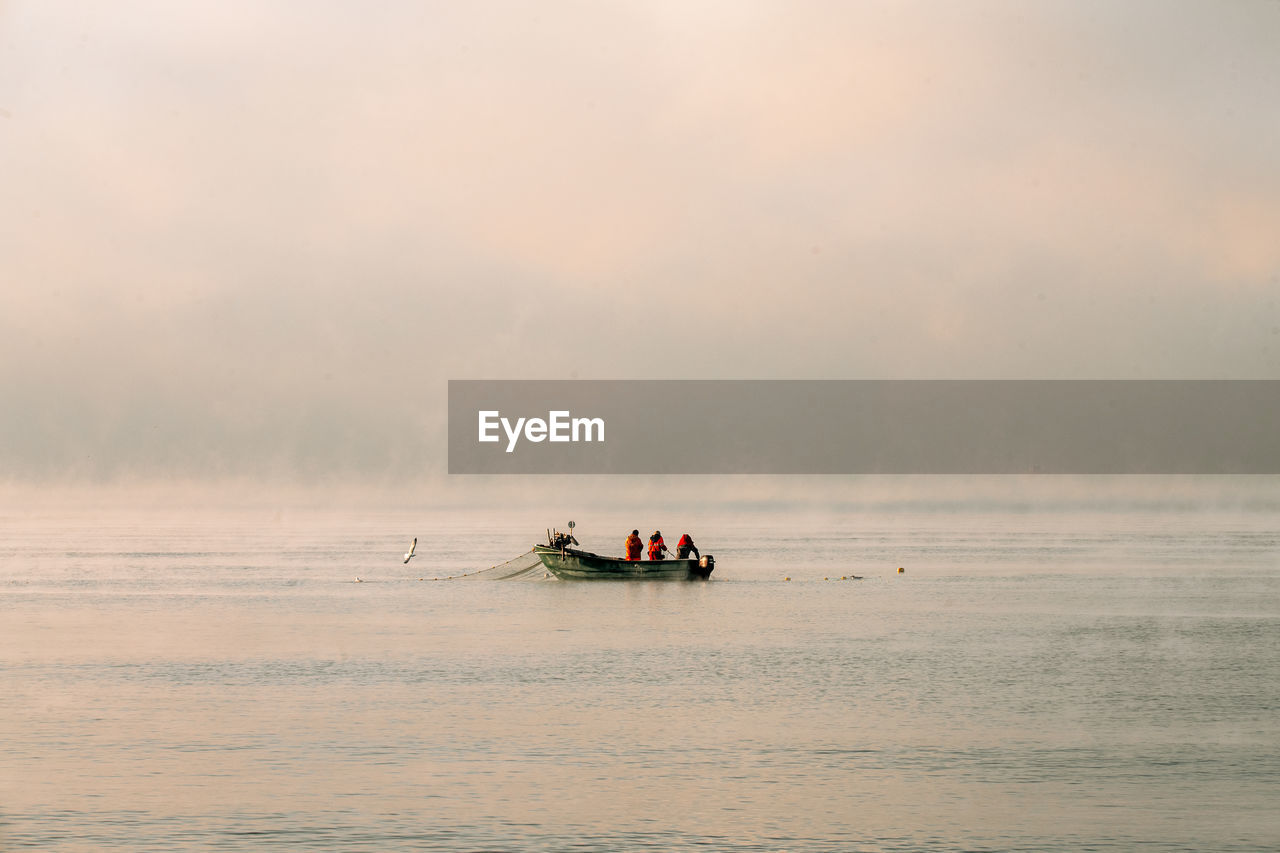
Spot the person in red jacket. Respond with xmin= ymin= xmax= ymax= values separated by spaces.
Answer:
xmin=676 ymin=533 xmax=699 ymax=560
xmin=624 ymin=530 xmax=643 ymax=561
xmin=647 ymin=531 xmax=668 ymax=561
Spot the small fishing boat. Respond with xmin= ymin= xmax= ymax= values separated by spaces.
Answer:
xmin=534 ymin=523 xmax=714 ymax=580
xmin=534 ymin=544 xmax=715 ymax=580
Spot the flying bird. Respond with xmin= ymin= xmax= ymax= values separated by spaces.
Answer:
xmin=403 ymin=537 xmax=417 ymax=564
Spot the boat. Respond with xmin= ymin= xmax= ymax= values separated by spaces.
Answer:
xmin=533 ymin=526 xmax=715 ymax=581
xmin=534 ymin=544 xmax=715 ymax=580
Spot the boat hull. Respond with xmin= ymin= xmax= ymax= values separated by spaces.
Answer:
xmin=534 ymin=545 xmax=713 ymax=580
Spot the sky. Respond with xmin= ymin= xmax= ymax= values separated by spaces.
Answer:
xmin=2 ymin=1 xmax=1279 ymax=488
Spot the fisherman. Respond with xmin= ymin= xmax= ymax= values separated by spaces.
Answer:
xmin=647 ymin=530 xmax=668 ymax=561
xmin=624 ymin=529 xmax=644 ymax=561
xmin=676 ymin=533 xmax=699 ymax=560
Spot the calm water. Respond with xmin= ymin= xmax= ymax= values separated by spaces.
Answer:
xmin=2 ymin=507 xmax=1278 ymax=851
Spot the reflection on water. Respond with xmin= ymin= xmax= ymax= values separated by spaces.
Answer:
xmin=2 ymin=509 xmax=1278 ymax=851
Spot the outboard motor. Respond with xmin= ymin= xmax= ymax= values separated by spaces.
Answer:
xmin=697 ymin=554 xmax=715 ymax=579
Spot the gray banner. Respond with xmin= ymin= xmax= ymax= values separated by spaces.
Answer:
xmin=447 ymin=380 xmax=1280 ymax=474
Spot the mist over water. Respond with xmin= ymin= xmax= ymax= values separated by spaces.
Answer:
xmin=7 ymin=1 xmax=1280 ymax=847
xmin=3 ymin=496 xmax=1278 ymax=851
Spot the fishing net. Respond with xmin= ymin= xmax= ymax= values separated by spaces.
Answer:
xmin=416 ymin=549 xmax=548 ymax=581
xmin=471 ymin=548 xmax=547 ymax=581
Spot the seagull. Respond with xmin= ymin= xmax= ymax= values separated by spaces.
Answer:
xmin=403 ymin=537 xmax=417 ymax=564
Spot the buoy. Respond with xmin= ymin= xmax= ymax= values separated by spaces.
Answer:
xmin=897 ymin=567 xmax=905 ymax=573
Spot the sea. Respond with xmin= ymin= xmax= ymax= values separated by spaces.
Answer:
xmin=2 ymin=497 xmax=1278 ymax=851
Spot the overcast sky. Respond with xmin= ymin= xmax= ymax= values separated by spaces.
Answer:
xmin=2 ymin=1 xmax=1279 ymax=484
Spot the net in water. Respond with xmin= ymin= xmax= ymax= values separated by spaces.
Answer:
xmin=458 ymin=548 xmax=548 ymax=581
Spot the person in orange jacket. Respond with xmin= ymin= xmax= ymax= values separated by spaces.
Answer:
xmin=676 ymin=533 xmax=699 ymax=560
xmin=647 ymin=531 xmax=668 ymax=561
xmin=624 ymin=530 xmax=643 ymax=561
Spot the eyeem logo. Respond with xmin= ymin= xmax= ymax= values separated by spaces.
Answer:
xmin=478 ymin=410 xmax=605 ymax=453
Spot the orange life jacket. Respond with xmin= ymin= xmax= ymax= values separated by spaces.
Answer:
xmin=625 ymin=534 xmax=643 ymax=561
xmin=678 ymin=534 xmax=692 ymax=549
xmin=647 ymin=536 xmax=665 ymax=560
